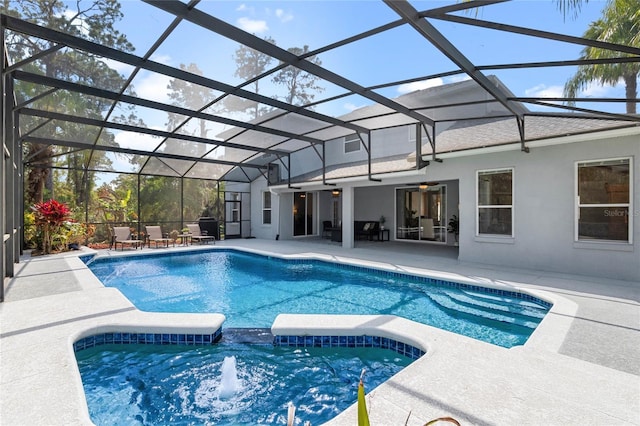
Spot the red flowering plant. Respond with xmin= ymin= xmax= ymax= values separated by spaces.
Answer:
xmin=32 ymin=199 xmax=71 ymax=254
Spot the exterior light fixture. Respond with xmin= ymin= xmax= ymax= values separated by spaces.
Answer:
xmin=419 ymin=181 xmax=439 ymax=190
xmin=332 ymin=189 xmax=341 ymax=196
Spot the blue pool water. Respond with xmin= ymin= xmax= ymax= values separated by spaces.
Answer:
xmin=76 ymin=341 xmax=411 ymax=425
xmin=88 ymin=249 xmax=550 ymax=348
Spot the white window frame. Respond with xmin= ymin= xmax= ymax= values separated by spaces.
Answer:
xmin=262 ymin=191 xmax=272 ymax=225
xmin=575 ymin=157 xmax=633 ymax=244
xmin=344 ymin=133 xmax=361 ymax=154
xmin=476 ymin=168 xmax=514 ymax=238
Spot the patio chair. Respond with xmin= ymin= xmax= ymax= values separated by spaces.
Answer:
xmin=111 ymin=226 xmax=142 ymax=250
xmin=186 ymin=223 xmax=215 ymax=245
xmin=145 ymin=225 xmax=174 ymax=248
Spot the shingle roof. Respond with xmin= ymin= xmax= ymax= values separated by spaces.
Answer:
xmin=424 ymin=115 xmax=638 ymax=154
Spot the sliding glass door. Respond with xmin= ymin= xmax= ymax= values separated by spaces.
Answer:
xmin=395 ymin=185 xmax=446 ymax=242
xmin=293 ymin=192 xmax=315 ymax=236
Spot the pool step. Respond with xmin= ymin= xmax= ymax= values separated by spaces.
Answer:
xmin=443 ymin=291 xmax=547 ymax=321
xmin=428 ymin=292 xmax=540 ymax=329
xmin=460 ymin=289 xmax=549 ymax=311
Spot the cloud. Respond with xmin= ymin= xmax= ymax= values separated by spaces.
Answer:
xmin=149 ymin=54 xmax=172 ymax=65
xmin=580 ymin=81 xmax=620 ymax=97
xmin=275 ymin=9 xmax=294 ymax=23
xmin=61 ymin=10 xmax=89 ymax=36
xmin=115 ymin=130 xmax=162 ymax=151
xmin=135 ymin=72 xmax=172 ymax=103
xmin=237 ymin=17 xmax=268 ymax=33
xmin=99 ymin=54 xmax=172 ymax=84
xmin=105 ymin=132 xmax=159 ymax=174
xmin=397 ymin=78 xmax=444 ymax=94
xmin=526 ymin=80 xmax=621 ymax=101
xmin=525 ymin=83 xmax=564 ymax=98
xmin=102 ymin=58 xmax=134 ymax=75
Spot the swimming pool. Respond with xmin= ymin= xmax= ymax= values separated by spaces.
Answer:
xmin=88 ymin=249 xmax=551 ymax=348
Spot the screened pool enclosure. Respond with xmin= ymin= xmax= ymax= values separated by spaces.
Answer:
xmin=2 ymin=0 xmax=639 ymax=300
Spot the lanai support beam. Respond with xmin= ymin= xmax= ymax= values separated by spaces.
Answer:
xmin=286 ymin=154 xmax=301 ymax=190
xmin=353 ymin=131 xmax=380 ymax=183
xmin=320 ymin=142 xmax=335 ymax=187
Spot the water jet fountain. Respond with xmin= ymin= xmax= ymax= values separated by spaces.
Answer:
xmin=218 ymin=356 xmax=239 ymax=399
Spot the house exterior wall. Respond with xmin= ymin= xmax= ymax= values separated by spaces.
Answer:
xmin=444 ymin=179 xmax=460 ymax=245
xmin=289 ymin=147 xmax=322 ymax=179
xmin=250 ymin=179 xmax=281 ymax=240
xmin=354 ymin=186 xmax=393 ymax=223
xmin=428 ymin=134 xmax=639 ymax=281
xmin=266 ymin=131 xmax=637 ymax=280
xmin=324 ymin=127 xmax=413 ymax=166
xmin=319 ymin=80 xmax=513 ymax=169
xmin=259 ymin=81 xmax=638 ymax=281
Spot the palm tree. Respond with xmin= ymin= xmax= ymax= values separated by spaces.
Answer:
xmin=555 ymin=0 xmax=588 ymax=20
xmin=564 ymin=0 xmax=640 ymax=114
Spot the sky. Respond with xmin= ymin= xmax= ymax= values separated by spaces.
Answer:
xmin=112 ymin=1 xmax=621 ymax=102
xmin=55 ymin=0 xmax=630 ymax=175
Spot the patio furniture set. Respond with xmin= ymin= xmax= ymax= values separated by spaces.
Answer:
xmin=111 ymin=224 xmax=215 ymax=250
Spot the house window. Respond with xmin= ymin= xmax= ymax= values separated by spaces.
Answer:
xmin=344 ymin=133 xmax=361 ymax=153
xmin=477 ymin=168 xmax=513 ymax=236
xmin=262 ymin=191 xmax=272 ymax=225
xmin=576 ymin=158 xmax=631 ymax=242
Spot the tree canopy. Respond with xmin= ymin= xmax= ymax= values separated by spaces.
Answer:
xmin=563 ymin=0 xmax=640 ymax=113
xmin=2 ymin=0 xmax=137 ymax=207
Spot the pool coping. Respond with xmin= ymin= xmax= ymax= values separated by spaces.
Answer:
xmin=1 ymin=244 xmax=637 ymax=425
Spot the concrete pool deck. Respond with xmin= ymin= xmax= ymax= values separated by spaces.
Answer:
xmin=1 ymin=238 xmax=638 ymax=425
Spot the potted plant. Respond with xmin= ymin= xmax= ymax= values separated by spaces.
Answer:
xmin=447 ymin=214 xmax=459 ymax=243
xmin=379 ymin=215 xmax=386 ymax=230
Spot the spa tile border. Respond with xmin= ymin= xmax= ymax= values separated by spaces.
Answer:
xmin=86 ymin=248 xmax=552 ymax=309
xmin=73 ymin=328 xmax=223 ymax=352
xmin=273 ymin=334 xmax=425 ymax=360
xmin=73 ymin=329 xmax=424 ymax=361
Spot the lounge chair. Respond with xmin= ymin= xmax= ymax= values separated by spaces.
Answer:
xmin=145 ymin=225 xmax=174 ymax=248
xmin=111 ymin=226 xmax=142 ymax=250
xmin=186 ymin=223 xmax=215 ymax=244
